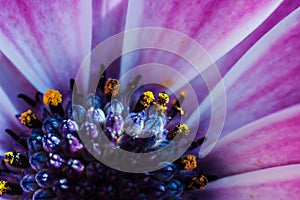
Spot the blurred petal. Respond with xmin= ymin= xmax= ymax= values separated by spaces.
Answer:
xmin=0 ymin=0 xmax=92 ymax=92
xmin=92 ymin=0 xmax=128 ymax=48
xmin=0 ymin=52 xmax=36 ymax=111
xmin=0 ymin=86 xmax=23 ymax=155
xmin=184 ymin=164 xmax=300 ymax=200
xmin=121 ymin=0 xmax=282 ymax=77
xmin=186 ymin=0 xmax=300 ymax=105
xmin=200 ymin=103 xmax=300 ymax=177
xmin=196 ymin=7 xmax=300 ymax=140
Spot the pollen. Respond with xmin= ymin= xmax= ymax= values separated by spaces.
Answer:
xmin=153 ymin=93 xmax=169 ymax=115
xmin=140 ymin=91 xmax=155 ymax=107
xmin=18 ymin=109 xmax=36 ymax=126
xmin=176 ymin=124 xmax=190 ymax=135
xmin=0 ymin=180 xmax=10 ymax=195
xmin=181 ymin=155 xmax=197 ymax=170
xmin=43 ymin=89 xmax=62 ymax=106
xmin=4 ymin=152 xmax=14 ymax=165
xmin=187 ymin=175 xmax=208 ymax=189
xmin=104 ymin=78 xmax=120 ymax=97
xmin=158 ymin=93 xmax=169 ymax=104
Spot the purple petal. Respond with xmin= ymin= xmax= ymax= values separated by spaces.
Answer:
xmin=0 ymin=0 xmax=92 ymax=91
xmin=196 ymin=7 xmax=300 ymax=139
xmin=121 ymin=0 xmax=282 ymax=74
xmin=92 ymin=0 xmax=128 ymax=48
xmin=184 ymin=164 xmax=300 ymax=200
xmin=187 ymin=0 xmax=300 ymax=103
xmin=200 ymin=103 xmax=300 ymax=177
xmin=0 ymin=52 xmax=36 ymax=111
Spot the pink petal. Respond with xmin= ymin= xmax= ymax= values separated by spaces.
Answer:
xmin=92 ymin=0 xmax=129 ymax=48
xmin=186 ymin=0 xmax=300 ymax=106
xmin=196 ymin=7 xmax=300 ymax=140
xmin=184 ymin=164 xmax=300 ymax=200
xmin=121 ymin=0 xmax=282 ymax=75
xmin=0 ymin=0 xmax=92 ymax=92
xmin=200 ymin=103 xmax=300 ymax=177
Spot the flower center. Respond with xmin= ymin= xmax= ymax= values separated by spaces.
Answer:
xmin=0 ymin=74 xmax=215 ymax=199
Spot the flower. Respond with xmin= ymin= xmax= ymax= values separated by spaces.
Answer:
xmin=0 ymin=0 xmax=299 ymax=200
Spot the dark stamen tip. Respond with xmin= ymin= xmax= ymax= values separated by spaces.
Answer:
xmin=5 ymin=129 xmax=27 ymax=148
xmin=18 ymin=94 xmax=36 ymax=107
xmin=206 ymin=175 xmax=218 ymax=182
xmin=188 ymin=137 xmax=207 ymax=151
xmin=35 ymin=92 xmax=43 ymax=103
xmin=70 ymin=79 xmax=75 ymax=91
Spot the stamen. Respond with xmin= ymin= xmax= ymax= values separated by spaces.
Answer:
xmin=3 ymin=152 xmax=28 ymax=168
xmin=134 ymin=91 xmax=155 ymax=112
xmin=43 ymin=89 xmax=62 ymax=106
xmin=169 ymin=92 xmax=185 ymax=119
xmin=5 ymin=129 xmax=27 ymax=148
xmin=3 ymin=152 xmax=15 ymax=165
xmin=187 ymin=175 xmax=208 ymax=189
xmin=176 ymin=124 xmax=190 ymax=135
xmin=43 ymin=89 xmax=64 ymax=116
xmin=0 ymin=180 xmax=10 ymax=195
xmin=18 ymin=109 xmax=41 ymax=128
xmin=141 ymin=91 xmax=155 ymax=107
xmin=180 ymin=155 xmax=197 ymax=170
xmin=104 ymin=78 xmax=120 ymax=100
xmin=188 ymin=136 xmax=207 ymax=151
xmin=18 ymin=94 xmax=36 ymax=107
xmin=167 ymin=124 xmax=190 ymax=140
xmin=153 ymin=93 xmax=169 ymax=115
xmin=99 ymin=64 xmax=107 ymax=92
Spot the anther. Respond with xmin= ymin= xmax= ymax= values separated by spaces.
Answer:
xmin=167 ymin=124 xmax=190 ymax=140
xmin=153 ymin=92 xmax=169 ymax=115
xmin=18 ymin=109 xmax=42 ymax=128
xmin=104 ymin=78 xmax=120 ymax=102
xmin=168 ymin=91 xmax=185 ymax=119
xmin=43 ymin=89 xmax=64 ymax=116
xmin=133 ymin=91 xmax=155 ymax=112
xmin=187 ymin=175 xmax=208 ymax=189
xmin=180 ymin=155 xmax=197 ymax=170
xmin=3 ymin=152 xmax=29 ymax=168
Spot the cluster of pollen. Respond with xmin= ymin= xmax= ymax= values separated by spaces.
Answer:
xmin=187 ymin=175 xmax=208 ymax=189
xmin=0 ymin=181 xmax=10 ymax=195
xmin=176 ymin=124 xmax=190 ymax=136
xmin=43 ymin=89 xmax=62 ymax=106
xmin=140 ymin=91 xmax=155 ymax=107
xmin=181 ymin=155 xmax=197 ymax=170
xmin=3 ymin=152 xmax=15 ymax=165
xmin=0 ymin=73 xmax=212 ymax=199
xmin=18 ymin=109 xmax=36 ymax=126
xmin=104 ymin=78 xmax=120 ymax=97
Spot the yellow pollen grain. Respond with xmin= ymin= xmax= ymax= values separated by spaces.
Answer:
xmin=4 ymin=152 xmax=14 ymax=165
xmin=140 ymin=91 xmax=155 ymax=107
xmin=19 ymin=109 xmax=36 ymax=126
xmin=158 ymin=93 xmax=169 ymax=104
xmin=187 ymin=175 xmax=208 ymax=190
xmin=0 ymin=180 xmax=10 ymax=195
xmin=104 ymin=78 xmax=120 ymax=97
xmin=182 ymin=155 xmax=197 ymax=170
xmin=176 ymin=124 xmax=190 ymax=135
xmin=43 ymin=89 xmax=62 ymax=106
